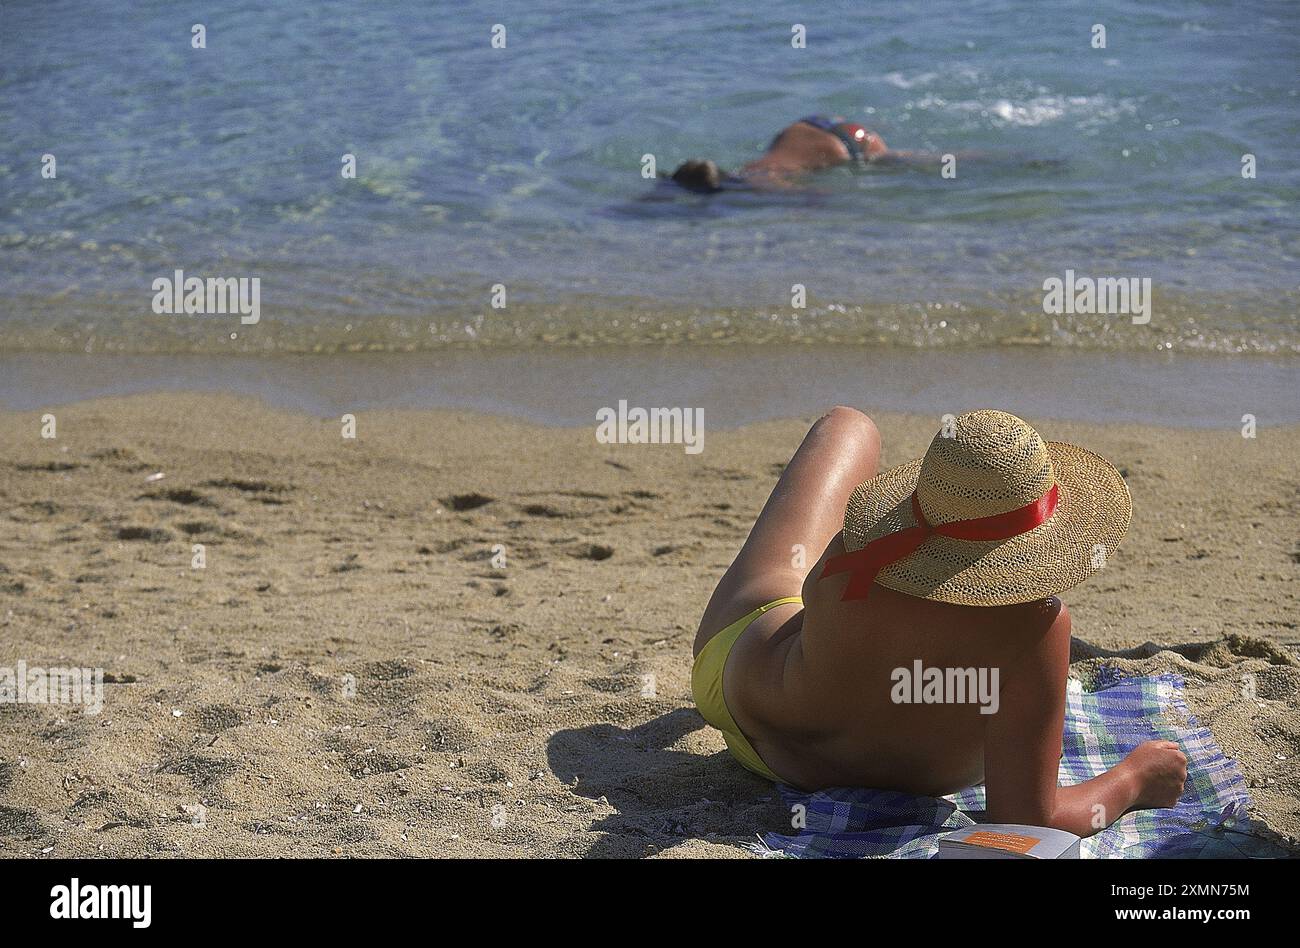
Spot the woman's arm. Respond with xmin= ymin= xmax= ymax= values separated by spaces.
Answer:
xmin=982 ymin=605 xmax=1188 ymax=837
xmin=1042 ymin=743 xmax=1187 ymax=837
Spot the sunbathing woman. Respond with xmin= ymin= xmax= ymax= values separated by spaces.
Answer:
xmin=692 ymin=408 xmax=1188 ymax=837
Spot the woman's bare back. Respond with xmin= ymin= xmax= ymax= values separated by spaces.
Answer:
xmin=726 ymin=567 xmax=1067 ymax=795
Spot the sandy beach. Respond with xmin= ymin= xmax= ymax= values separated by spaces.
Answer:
xmin=0 ymin=393 xmax=1297 ymax=857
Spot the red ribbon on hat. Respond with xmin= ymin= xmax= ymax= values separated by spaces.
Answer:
xmin=822 ymin=483 xmax=1059 ymax=601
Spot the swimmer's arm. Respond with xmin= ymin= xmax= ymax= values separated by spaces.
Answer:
xmin=870 ymin=150 xmax=950 ymax=167
xmin=873 ymin=150 xmax=1060 ymax=170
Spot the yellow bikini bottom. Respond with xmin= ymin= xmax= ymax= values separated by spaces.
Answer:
xmin=691 ymin=596 xmax=803 ymax=783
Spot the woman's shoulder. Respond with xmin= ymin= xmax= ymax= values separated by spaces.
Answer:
xmin=801 ymin=567 xmax=1068 ymax=654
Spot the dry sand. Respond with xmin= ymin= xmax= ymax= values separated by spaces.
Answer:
xmin=0 ymin=393 xmax=1297 ymax=857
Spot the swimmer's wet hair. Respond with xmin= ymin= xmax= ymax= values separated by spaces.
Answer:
xmin=670 ymin=158 xmax=724 ymax=193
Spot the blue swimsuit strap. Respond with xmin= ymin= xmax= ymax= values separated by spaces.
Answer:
xmin=799 ymin=114 xmax=865 ymax=161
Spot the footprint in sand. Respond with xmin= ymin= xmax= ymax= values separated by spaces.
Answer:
xmin=14 ymin=460 xmax=83 ymax=472
xmin=204 ymin=479 xmax=292 ymax=504
xmin=442 ymin=493 xmax=494 ymax=511
xmin=572 ymin=544 xmax=614 ymax=561
xmin=142 ymin=487 xmax=218 ymax=508
xmin=115 ymin=525 xmax=172 ymax=542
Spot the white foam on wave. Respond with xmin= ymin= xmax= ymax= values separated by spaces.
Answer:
xmin=882 ymin=70 xmax=939 ymax=89
xmin=907 ymin=93 xmax=1136 ymax=128
xmin=882 ymin=66 xmax=981 ymax=90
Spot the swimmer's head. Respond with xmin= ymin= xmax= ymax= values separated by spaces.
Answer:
xmin=671 ymin=158 xmax=724 ymax=193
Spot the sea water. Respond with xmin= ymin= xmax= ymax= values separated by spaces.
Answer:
xmin=1 ymin=1 xmax=1297 ymax=414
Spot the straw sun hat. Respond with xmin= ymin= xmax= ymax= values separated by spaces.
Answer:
xmin=824 ymin=410 xmax=1132 ymax=606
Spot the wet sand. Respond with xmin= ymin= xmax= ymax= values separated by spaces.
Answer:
xmin=0 ymin=394 xmax=1297 ymax=857
xmin=3 ymin=347 xmax=1299 ymax=428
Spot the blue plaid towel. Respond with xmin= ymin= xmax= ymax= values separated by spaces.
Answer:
xmin=759 ymin=671 xmax=1290 ymax=859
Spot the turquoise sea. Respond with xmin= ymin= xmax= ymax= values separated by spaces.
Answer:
xmin=0 ymin=1 xmax=1296 ymax=421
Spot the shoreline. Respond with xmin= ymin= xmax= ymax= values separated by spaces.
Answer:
xmin=0 ymin=394 xmax=1297 ymax=856
xmin=3 ymin=344 xmax=1298 ymax=429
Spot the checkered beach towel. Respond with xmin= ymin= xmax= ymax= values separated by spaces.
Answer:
xmin=759 ymin=671 xmax=1288 ymax=859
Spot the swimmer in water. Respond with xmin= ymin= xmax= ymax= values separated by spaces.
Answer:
xmin=657 ymin=112 xmax=1029 ymax=196
xmin=668 ymin=114 xmax=914 ymax=193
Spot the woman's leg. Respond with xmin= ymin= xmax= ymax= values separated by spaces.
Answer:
xmin=694 ymin=406 xmax=880 ymax=655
